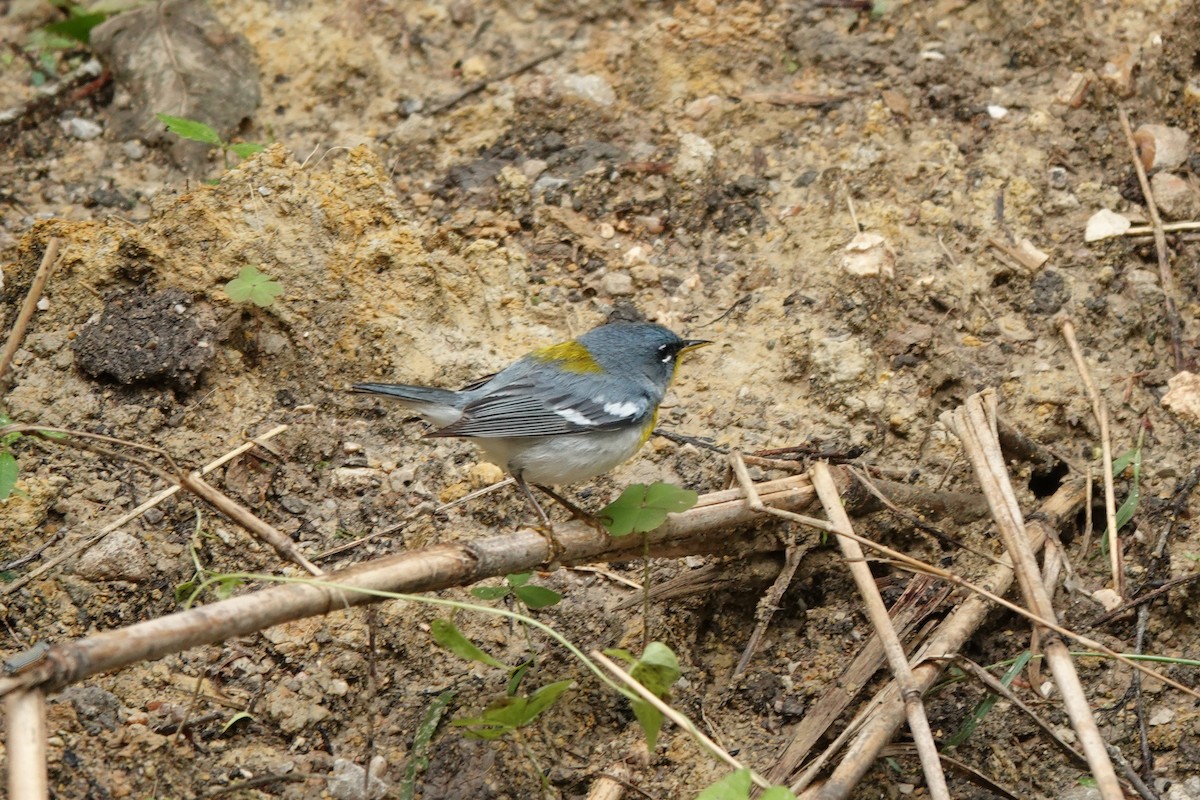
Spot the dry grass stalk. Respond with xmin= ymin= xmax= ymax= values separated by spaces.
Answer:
xmin=0 ymin=424 xmax=290 ymax=597
xmin=1117 ymin=107 xmax=1184 ymax=371
xmin=765 ymin=574 xmax=948 ymax=789
xmin=5 ymin=688 xmax=48 ymax=800
xmin=945 ymin=390 xmax=1122 ymax=799
xmin=0 ymin=237 xmax=60 ymax=386
xmin=591 ymin=650 xmax=770 ymax=788
xmin=1059 ymin=317 xmax=1125 ymax=596
xmin=810 ymin=463 xmax=950 ymax=800
xmin=0 ymin=473 xmax=826 ymax=696
xmin=792 ymin=477 xmax=1084 ymax=799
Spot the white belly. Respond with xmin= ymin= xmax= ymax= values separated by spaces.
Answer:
xmin=469 ymin=426 xmax=648 ymax=485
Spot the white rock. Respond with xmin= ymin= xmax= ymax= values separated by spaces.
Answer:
xmin=674 ymin=133 xmax=715 ymax=179
xmin=1150 ymin=172 xmax=1199 ymax=221
xmin=601 ymin=272 xmax=634 ymax=296
xmin=62 ymin=117 xmax=103 ymax=141
xmin=1084 ymin=209 xmax=1131 ymax=242
xmin=1162 ymin=371 xmax=1200 ymax=424
xmin=75 ymin=531 xmax=152 ymax=582
xmin=1134 ymin=124 xmax=1191 ymax=171
xmin=328 ymin=757 xmax=388 ymax=800
xmin=841 ymin=232 xmax=895 ymax=279
xmin=561 ymin=74 xmax=615 ymax=107
xmin=122 ymin=140 xmax=147 ymax=160
xmin=1148 ymin=707 xmax=1176 ymax=726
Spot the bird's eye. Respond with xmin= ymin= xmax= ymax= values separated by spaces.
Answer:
xmin=658 ymin=344 xmax=673 ymax=363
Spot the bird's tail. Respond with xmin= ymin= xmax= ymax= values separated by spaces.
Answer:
xmin=351 ymin=383 xmax=465 ymax=427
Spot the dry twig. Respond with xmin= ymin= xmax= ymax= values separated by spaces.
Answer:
xmin=0 ymin=238 xmax=61 ymax=386
xmin=5 ymin=688 xmax=48 ymax=800
xmin=1117 ymin=108 xmax=1184 ymax=371
xmin=810 ymin=463 xmax=950 ymax=800
xmin=1059 ymin=317 xmax=1125 ymax=596
xmin=945 ymin=391 xmax=1122 ymax=799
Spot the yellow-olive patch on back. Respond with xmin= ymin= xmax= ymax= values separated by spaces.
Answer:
xmin=531 ymin=341 xmax=604 ymax=374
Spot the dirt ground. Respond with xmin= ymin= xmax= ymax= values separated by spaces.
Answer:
xmin=2 ymin=0 xmax=1200 ymax=797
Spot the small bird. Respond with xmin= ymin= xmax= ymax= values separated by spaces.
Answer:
xmin=353 ymin=322 xmax=711 ymax=527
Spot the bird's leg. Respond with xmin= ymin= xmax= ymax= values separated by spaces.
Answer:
xmin=514 ymin=473 xmax=564 ymax=559
xmin=534 ymin=484 xmax=610 ymax=536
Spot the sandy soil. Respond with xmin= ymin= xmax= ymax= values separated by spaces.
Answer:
xmin=2 ymin=0 xmax=1200 ymax=798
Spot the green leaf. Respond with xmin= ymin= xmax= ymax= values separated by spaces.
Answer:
xmin=601 ymin=482 xmax=698 ymax=537
xmin=631 ymin=641 xmax=680 ymax=697
xmin=1111 ymin=448 xmax=1137 ymax=476
xmin=0 ymin=451 xmax=18 ymax=501
xmin=400 ymin=690 xmax=454 ymax=800
xmin=515 ymin=584 xmax=561 ymax=609
xmin=521 ymin=679 xmax=573 ymax=723
xmin=943 ymin=650 xmax=1031 ymax=749
xmin=43 ymin=11 xmax=108 ymax=43
xmin=631 ymin=699 xmax=664 ymax=753
xmin=220 ymin=710 xmax=255 ymax=734
xmin=627 ymin=642 xmax=681 ymax=752
xmin=696 ymin=769 xmax=752 ymax=800
xmin=469 ymin=585 xmax=511 ymax=600
xmin=604 ymin=648 xmax=636 ymax=666
xmin=228 ymin=142 xmax=265 ymax=159
xmin=506 ymin=572 xmax=532 ymax=587
xmin=430 ymin=619 xmax=505 ymax=669
xmin=644 ymin=482 xmax=699 ymax=513
xmin=155 ymin=113 xmax=222 ymax=146
xmin=505 ymin=661 xmax=531 ymax=697
xmin=760 ymin=788 xmax=798 ymax=800
xmin=224 ymin=266 xmax=283 ymax=307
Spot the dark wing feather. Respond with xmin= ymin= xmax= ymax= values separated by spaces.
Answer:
xmin=428 ymin=379 xmax=652 ymax=439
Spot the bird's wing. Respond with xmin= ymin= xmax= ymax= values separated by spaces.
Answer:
xmin=428 ymin=378 xmax=653 ymax=439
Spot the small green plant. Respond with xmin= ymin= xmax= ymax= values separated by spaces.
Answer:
xmin=604 ymin=641 xmax=679 ymax=752
xmin=400 ymin=690 xmax=455 ymax=800
xmin=450 ymin=679 xmax=574 ymax=740
xmin=1112 ymin=425 xmax=1145 ymax=532
xmin=942 ymin=650 xmax=1031 ymax=749
xmin=0 ymin=415 xmax=20 ymax=501
xmin=601 ymin=482 xmax=699 ymax=648
xmin=224 ymin=265 xmax=282 ymax=308
xmin=600 ymin=482 xmax=698 ymax=536
xmin=471 ymin=572 xmax=561 ymax=610
xmin=696 ymin=770 xmax=797 ymax=800
xmin=155 ymin=113 xmax=265 ymax=170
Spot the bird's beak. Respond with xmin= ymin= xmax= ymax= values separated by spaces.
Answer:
xmin=679 ymin=339 xmax=714 ymax=356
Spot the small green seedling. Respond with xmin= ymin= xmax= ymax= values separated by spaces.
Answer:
xmin=450 ymin=679 xmax=574 ymax=740
xmin=155 ymin=113 xmax=265 ymax=170
xmin=0 ymin=418 xmax=19 ymax=501
xmin=600 ymin=482 xmax=698 ymax=537
xmin=470 ymin=572 xmax=561 ymax=610
xmin=604 ymin=641 xmax=680 ymax=752
xmin=430 ymin=618 xmax=508 ymax=670
xmin=696 ymin=769 xmax=797 ymax=800
xmin=942 ymin=650 xmax=1031 ymax=749
xmin=400 ymin=690 xmax=455 ymax=800
xmin=224 ymin=266 xmax=282 ymax=308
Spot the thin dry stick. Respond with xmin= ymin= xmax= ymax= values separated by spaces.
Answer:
xmin=730 ymin=452 xmax=807 ymax=677
xmin=181 ymin=473 xmax=322 ymax=576
xmin=585 ymin=763 xmax=631 ymax=800
xmin=1060 ymin=317 xmax=1124 ymax=596
xmin=947 ymin=391 xmax=1122 ymax=800
xmin=767 ymin=574 xmax=948 ymax=789
xmin=0 ymin=425 xmax=289 ymax=597
xmin=0 ymin=474 xmax=826 ymax=696
xmin=810 ymin=463 xmax=950 ymax=800
xmin=590 ymin=650 xmax=772 ymax=790
xmin=5 ymin=688 xmax=48 ymax=800
xmin=789 ymin=479 xmax=1076 ymax=799
xmin=0 ymin=238 xmax=61 ymax=384
xmin=1123 ymin=221 xmax=1200 ymax=236
xmin=1117 ymin=107 xmax=1184 ymax=371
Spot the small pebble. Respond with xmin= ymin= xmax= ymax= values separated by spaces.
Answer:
xmin=561 ymin=74 xmax=616 ymax=106
xmin=62 ymin=117 xmax=103 ymax=141
xmin=122 ymin=140 xmax=147 ymax=160
xmin=601 ymin=272 xmax=634 ymax=296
